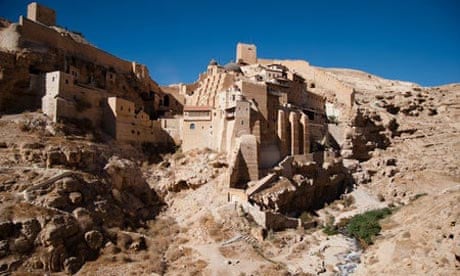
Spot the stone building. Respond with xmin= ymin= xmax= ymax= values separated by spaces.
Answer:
xmin=42 ymin=70 xmax=171 ymax=144
xmin=0 ymin=2 xmax=179 ymax=117
xmin=174 ymin=44 xmax=328 ymax=190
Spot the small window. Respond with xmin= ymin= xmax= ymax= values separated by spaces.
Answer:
xmin=52 ymin=76 xmax=55 ymax=82
xmin=65 ymin=79 xmax=69 ymax=84
xmin=120 ymin=106 xmax=123 ymax=111
xmin=131 ymin=130 xmax=135 ymax=134
xmin=190 ymin=123 xmax=195 ymax=130
xmin=137 ymin=131 xmax=140 ymax=135
xmin=241 ymin=120 xmax=244 ymax=125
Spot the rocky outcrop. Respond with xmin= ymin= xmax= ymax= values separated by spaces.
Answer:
xmin=0 ymin=156 xmax=163 ymax=274
xmin=250 ymin=153 xmax=353 ymax=216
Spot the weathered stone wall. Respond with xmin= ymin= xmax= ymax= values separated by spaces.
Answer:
xmin=259 ymin=58 xmax=355 ymax=107
xmin=228 ymin=134 xmax=259 ymax=188
xmin=104 ymin=97 xmax=170 ymax=144
xmin=236 ymin=43 xmax=257 ymax=64
xmin=42 ymin=71 xmax=108 ymax=127
xmin=181 ymin=119 xmax=213 ymax=151
xmin=19 ymin=17 xmax=132 ymax=73
xmin=27 ymin=2 xmax=56 ymax=26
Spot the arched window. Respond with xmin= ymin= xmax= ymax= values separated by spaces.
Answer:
xmin=190 ymin=123 xmax=195 ymax=130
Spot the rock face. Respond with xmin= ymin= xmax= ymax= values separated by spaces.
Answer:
xmin=104 ymin=156 xmax=163 ymax=221
xmin=0 ymin=153 xmax=163 ymax=274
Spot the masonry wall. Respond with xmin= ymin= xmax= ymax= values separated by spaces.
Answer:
xmin=228 ymin=134 xmax=259 ymax=188
xmin=27 ymin=2 xmax=56 ymax=26
xmin=43 ymin=71 xmax=107 ymax=127
xmin=181 ymin=119 xmax=214 ymax=151
xmin=236 ymin=43 xmax=257 ymax=64
xmin=259 ymin=58 xmax=354 ymax=107
xmin=19 ymin=17 xmax=132 ymax=73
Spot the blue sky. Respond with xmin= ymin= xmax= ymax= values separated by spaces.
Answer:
xmin=1 ymin=0 xmax=459 ymax=86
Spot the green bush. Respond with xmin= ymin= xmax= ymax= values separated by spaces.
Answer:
xmin=323 ymin=224 xmax=338 ymax=235
xmin=347 ymin=208 xmax=391 ymax=246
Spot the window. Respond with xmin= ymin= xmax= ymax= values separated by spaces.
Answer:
xmin=163 ymin=95 xmax=170 ymax=107
xmin=241 ymin=120 xmax=244 ymax=125
xmin=52 ymin=76 xmax=55 ymax=82
xmin=120 ymin=106 xmax=123 ymax=111
xmin=65 ymin=79 xmax=69 ymax=84
xmin=190 ymin=123 xmax=195 ymax=130
xmin=131 ymin=130 xmax=135 ymax=134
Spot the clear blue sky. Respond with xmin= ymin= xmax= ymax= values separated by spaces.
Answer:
xmin=1 ymin=0 xmax=459 ymax=86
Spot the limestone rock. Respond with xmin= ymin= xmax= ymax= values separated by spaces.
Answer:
xmin=63 ymin=256 xmax=81 ymax=274
xmin=84 ymin=230 xmax=103 ymax=250
xmin=40 ymin=216 xmax=80 ymax=247
xmin=69 ymin=192 xmax=83 ymax=205
xmin=20 ymin=218 xmax=41 ymax=241
xmin=11 ymin=236 xmax=32 ymax=253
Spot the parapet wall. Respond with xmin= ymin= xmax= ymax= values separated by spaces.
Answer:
xmin=18 ymin=16 xmax=132 ymax=73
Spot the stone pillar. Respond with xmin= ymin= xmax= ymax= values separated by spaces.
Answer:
xmin=300 ymin=113 xmax=310 ymax=154
xmin=277 ymin=109 xmax=288 ymax=157
xmin=289 ymin=111 xmax=299 ymax=155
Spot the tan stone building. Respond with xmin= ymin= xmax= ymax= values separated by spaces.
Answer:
xmin=0 ymin=2 xmax=178 ymax=117
xmin=175 ymin=44 xmax=328 ymax=189
xmin=42 ymin=71 xmax=170 ymax=144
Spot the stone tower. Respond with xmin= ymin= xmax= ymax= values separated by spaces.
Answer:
xmin=27 ymin=2 xmax=56 ymax=26
xmin=236 ymin=43 xmax=257 ymax=64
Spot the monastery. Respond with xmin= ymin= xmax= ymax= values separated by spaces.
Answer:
xmin=1 ymin=2 xmax=356 ymax=229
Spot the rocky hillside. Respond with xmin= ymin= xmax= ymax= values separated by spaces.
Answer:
xmin=326 ymin=67 xmax=460 ymax=275
xmin=0 ymin=68 xmax=458 ymax=275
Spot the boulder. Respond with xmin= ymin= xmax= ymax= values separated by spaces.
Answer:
xmin=56 ymin=176 xmax=82 ymax=193
xmin=20 ymin=218 xmax=41 ymax=241
xmin=63 ymin=256 xmax=81 ymax=274
xmin=10 ymin=236 xmax=32 ymax=253
xmin=84 ymin=230 xmax=103 ymax=250
xmin=69 ymin=192 xmax=83 ymax=205
xmin=40 ymin=216 xmax=80 ymax=247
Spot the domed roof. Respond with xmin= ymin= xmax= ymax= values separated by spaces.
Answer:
xmin=224 ymin=62 xmax=242 ymax=73
xmin=209 ymin=58 xmax=218 ymax=66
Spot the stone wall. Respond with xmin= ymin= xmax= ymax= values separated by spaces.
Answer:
xmin=104 ymin=97 xmax=170 ymax=144
xmin=27 ymin=2 xmax=56 ymax=26
xmin=19 ymin=17 xmax=132 ymax=74
xmin=181 ymin=119 xmax=213 ymax=151
xmin=228 ymin=134 xmax=259 ymax=189
xmin=236 ymin=43 xmax=257 ymax=64
xmin=42 ymin=71 xmax=108 ymax=127
xmin=259 ymin=58 xmax=355 ymax=107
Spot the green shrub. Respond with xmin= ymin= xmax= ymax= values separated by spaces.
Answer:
xmin=323 ymin=224 xmax=338 ymax=235
xmin=347 ymin=208 xmax=391 ymax=246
